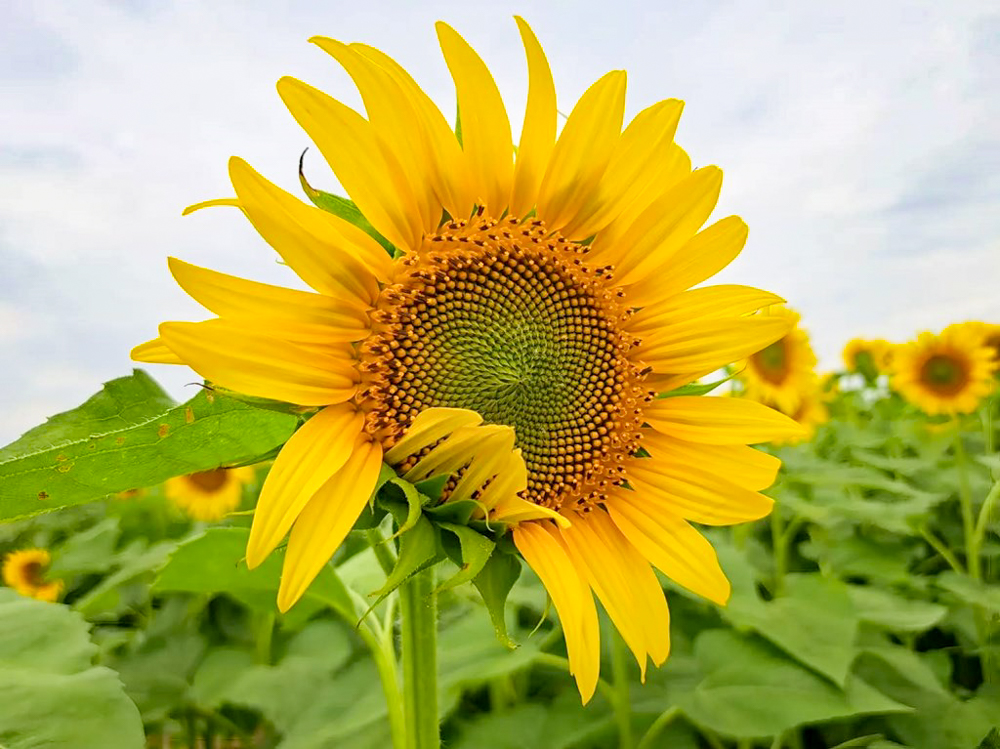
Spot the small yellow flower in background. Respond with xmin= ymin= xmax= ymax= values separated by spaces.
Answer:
xmin=891 ymin=326 xmax=996 ymax=416
xmin=738 ymin=305 xmax=817 ymax=414
xmin=948 ymin=321 xmax=1000 ymax=373
xmin=2 ymin=548 xmax=64 ymax=602
xmin=132 ymin=18 xmax=805 ymax=701
xmin=781 ymin=380 xmax=830 ymax=443
xmin=843 ymin=337 xmax=894 ymax=376
xmin=165 ymin=467 xmax=256 ymax=521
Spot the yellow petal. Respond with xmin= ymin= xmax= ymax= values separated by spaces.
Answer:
xmin=644 ymin=396 xmax=807 ymax=445
xmin=607 ymin=492 xmax=730 ymax=605
xmin=436 ymin=22 xmax=513 ymax=216
xmin=351 ymin=43 xmax=475 ymax=221
xmin=246 ymin=404 xmax=365 ymax=568
xmin=277 ymin=76 xmax=423 ymax=251
xmin=383 ymin=408 xmax=482 ymax=465
xmin=403 ymin=424 xmax=512 ymax=482
xmin=309 ymin=38 xmax=440 ymax=234
xmin=561 ymin=99 xmax=683 ymax=240
xmin=625 ymin=458 xmax=774 ymax=526
xmin=637 ymin=316 xmax=791 ymax=375
xmin=159 ymin=319 xmax=357 ymax=406
xmin=182 ymin=198 xmax=241 ymax=215
xmin=167 ymin=257 xmax=370 ymax=337
xmin=449 ymin=427 xmax=519 ymax=500
xmin=536 ymin=71 xmax=626 ymax=233
xmin=628 ymin=285 xmax=785 ymax=335
xmin=641 ymin=429 xmax=781 ymax=491
xmin=474 ymin=449 xmax=529 ymax=512
xmin=131 ymin=337 xmax=184 ymax=364
xmin=509 ymin=17 xmax=556 ymax=220
xmin=560 ymin=512 xmax=671 ymax=673
xmin=491 ymin=496 xmax=570 ymax=527
xmin=228 ymin=158 xmax=390 ymax=305
xmin=606 ymin=166 xmax=723 ymax=286
xmin=513 ymin=522 xmax=600 ymax=703
xmin=591 ymin=143 xmax=692 ymax=254
xmin=278 ymin=437 xmax=383 ymax=611
xmin=624 ymin=216 xmax=748 ymax=308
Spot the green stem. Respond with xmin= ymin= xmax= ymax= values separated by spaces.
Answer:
xmin=955 ymin=428 xmax=979 ymax=580
xmin=367 ymin=528 xmax=398 ymax=576
xmin=972 ymin=479 xmax=1000 ymax=565
xmin=918 ymin=526 xmax=965 ymax=574
xmin=771 ymin=510 xmax=787 ymax=595
xmin=636 ymin=706 xmax=681 ymax=749
xmin=610 ymin=631 xmax=634 ymax=749
xmin=255 ymin=612 xmax=274 ymax=665
xmin=363 ymin=622 xmax=407 ymax=749
xmin=400 ymin=567 xmax=439 ymax=749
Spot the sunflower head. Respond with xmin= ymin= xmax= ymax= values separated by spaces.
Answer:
xmin=2 ymin=548 xmax=63 ymax=602
xmin=841 ymin=337 xmax=890 ymax=381
xmin=131 ymin=19 xmax=802 ymax=703
xmin=891 ymin=327 xmax=996 ymax=415
xmin=165 ymin=466 xmax=256 ymax=521
xmin=738 ymin=305 xmax=817 ymax=413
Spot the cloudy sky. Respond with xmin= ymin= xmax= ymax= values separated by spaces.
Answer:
xmin=2 ymin=0 xmax=998 ymax=444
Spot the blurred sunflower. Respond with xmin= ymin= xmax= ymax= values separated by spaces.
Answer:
xmin=2 ymin=548 xmax=63 ymax=602
xmin=737 ymin=305 xmax=817 ymax=413
xmin=950 ymin=322 xmax=1000 ymax=372
xmin=165 ymin=467 xmax=256 ymax=521
xmin=133 ymin=19 xmax=803 ymax=701
xmin=891 ymin=327 xmax=996 ymax=415
xmin=842 ymin=337 xmax=893 ymax=377
xmin=777 ymin=379 xmax=829 ymax=443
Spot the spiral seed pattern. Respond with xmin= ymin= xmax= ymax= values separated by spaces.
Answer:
xmin=361 ymin=215 xmax=650 ymax=510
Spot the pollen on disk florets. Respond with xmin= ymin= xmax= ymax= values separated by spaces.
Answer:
xmin=360 ymin=214 xmax=651 ymax=511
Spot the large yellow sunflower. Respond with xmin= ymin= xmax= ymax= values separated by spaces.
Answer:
xmin=2 ymin=548 xmax=63 ymax=602
xmin=891 ymin=327 xmax=996 ymax=415
xmin=165 ymin=466 xmax=256 ymax=521
xmin=133 ymin=19 xmax=803 ymax=701
xmin=737 ymin=305 xmax=817 ymax=413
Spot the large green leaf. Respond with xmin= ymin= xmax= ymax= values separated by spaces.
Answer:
xmin=724 ymin=573 xmax=860 ymax=685
xmin=0 ymin=370 xmax=296 ymax=520
xmin=847 ymin=585 xmax=947 ymax=632
xmin=678 ymin=629 xmax=909 ymax=739
xmin=153 ymin=527 xmax=354 ymax=624
xmin=0 ymin=589 xmax=144 ymax=748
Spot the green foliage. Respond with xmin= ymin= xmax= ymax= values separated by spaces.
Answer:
xmin=0 ymin=369 xmax=997 ymax=748
xmin=0 ymin=589 xmax=144 ymax=748
xmin=0 ymin=370 xmax=296 ymax=521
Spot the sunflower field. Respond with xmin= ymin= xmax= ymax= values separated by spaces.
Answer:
xmin=2 ymin=16 xmax=999 ymax=749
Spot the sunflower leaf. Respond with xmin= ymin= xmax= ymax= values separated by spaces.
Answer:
xmin=370 ymin=504 xmax=443 ymax=601
xmin=0 ymin=589 xmax=145 ymax=748
xmin=658 ymin=372 xmax=737 ymax=398
xmin=472 ymin=550 xmax=522 ymax=649
xmin=0 ymin=370 xmax=297 ymax=521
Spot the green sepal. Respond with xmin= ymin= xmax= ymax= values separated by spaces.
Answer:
xmin=298 ymin=150 xmax=395 ymax=255
xmin=369 ymin=502 xmax=443 ymax=603
xmin=659 ymin=371 xmax=738 ymax=398
xmin=414 ymin=474 xmax=449 ymax=503
xmin=472 ymin=549 xmax=522 ymax=649
xmin=425 ymin=499 xmax=481 ymax=525
xmin=436 ymin=521 xmax=495 ymax=593
xmin=384 ymin=477 xmax=429 ymax=540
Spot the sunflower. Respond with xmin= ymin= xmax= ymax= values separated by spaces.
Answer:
xmin=774 ymin=378 xmax=829 ymax=444
xmin=891 ymin=327 xmax=996 ymax=415
xmin=737 ymin=305 xmax=817 ymax=413
xmin=2 ymin=548 xmax=63 ymax=602
xmin=949 ymin=322 xmax=1000 ymax=372
xmin=165 ymin=466 xmax=256 ymax=521
xmin=842 ymin=337 xmax=893 ymax=377
xmin=133 ymin=19 xmax=803 ymax=701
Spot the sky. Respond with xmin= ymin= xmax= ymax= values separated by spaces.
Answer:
xmin=1 ymin=0 xmax=998 ymax=445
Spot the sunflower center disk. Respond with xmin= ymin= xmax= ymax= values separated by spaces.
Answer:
xmin=752 ymin=339 xmax=789 ymax=384
xmin=363 ymin=216 xmax=649 ymax=510
xmin=920 ymin=354 xmax=969 ymax=395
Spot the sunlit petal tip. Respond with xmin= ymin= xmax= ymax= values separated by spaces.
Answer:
xmin=181 ymin=198 xmax=241 ymax=216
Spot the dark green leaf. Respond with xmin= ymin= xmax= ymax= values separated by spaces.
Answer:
xmin=371 ymin=508 xmax=442 ymax=599
xmin=436 ymin=521 xmax=495 ymax=592
xmin=0 ymin=370 xmax=296 ymax=520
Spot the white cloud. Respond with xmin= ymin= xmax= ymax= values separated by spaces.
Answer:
xmin=1 ymin=0 xmax=998 ymax=444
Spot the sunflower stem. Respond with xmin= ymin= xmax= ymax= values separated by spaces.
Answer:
xmin=400 ymin=566 xmax=439 ymax=749
xmin=610 ymin=630 xmax=635 ymax=749
xmin=954 ymin=427 xmax=979 ymax=580
xmin=636 ymin=706 xmax=681 ymax=749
